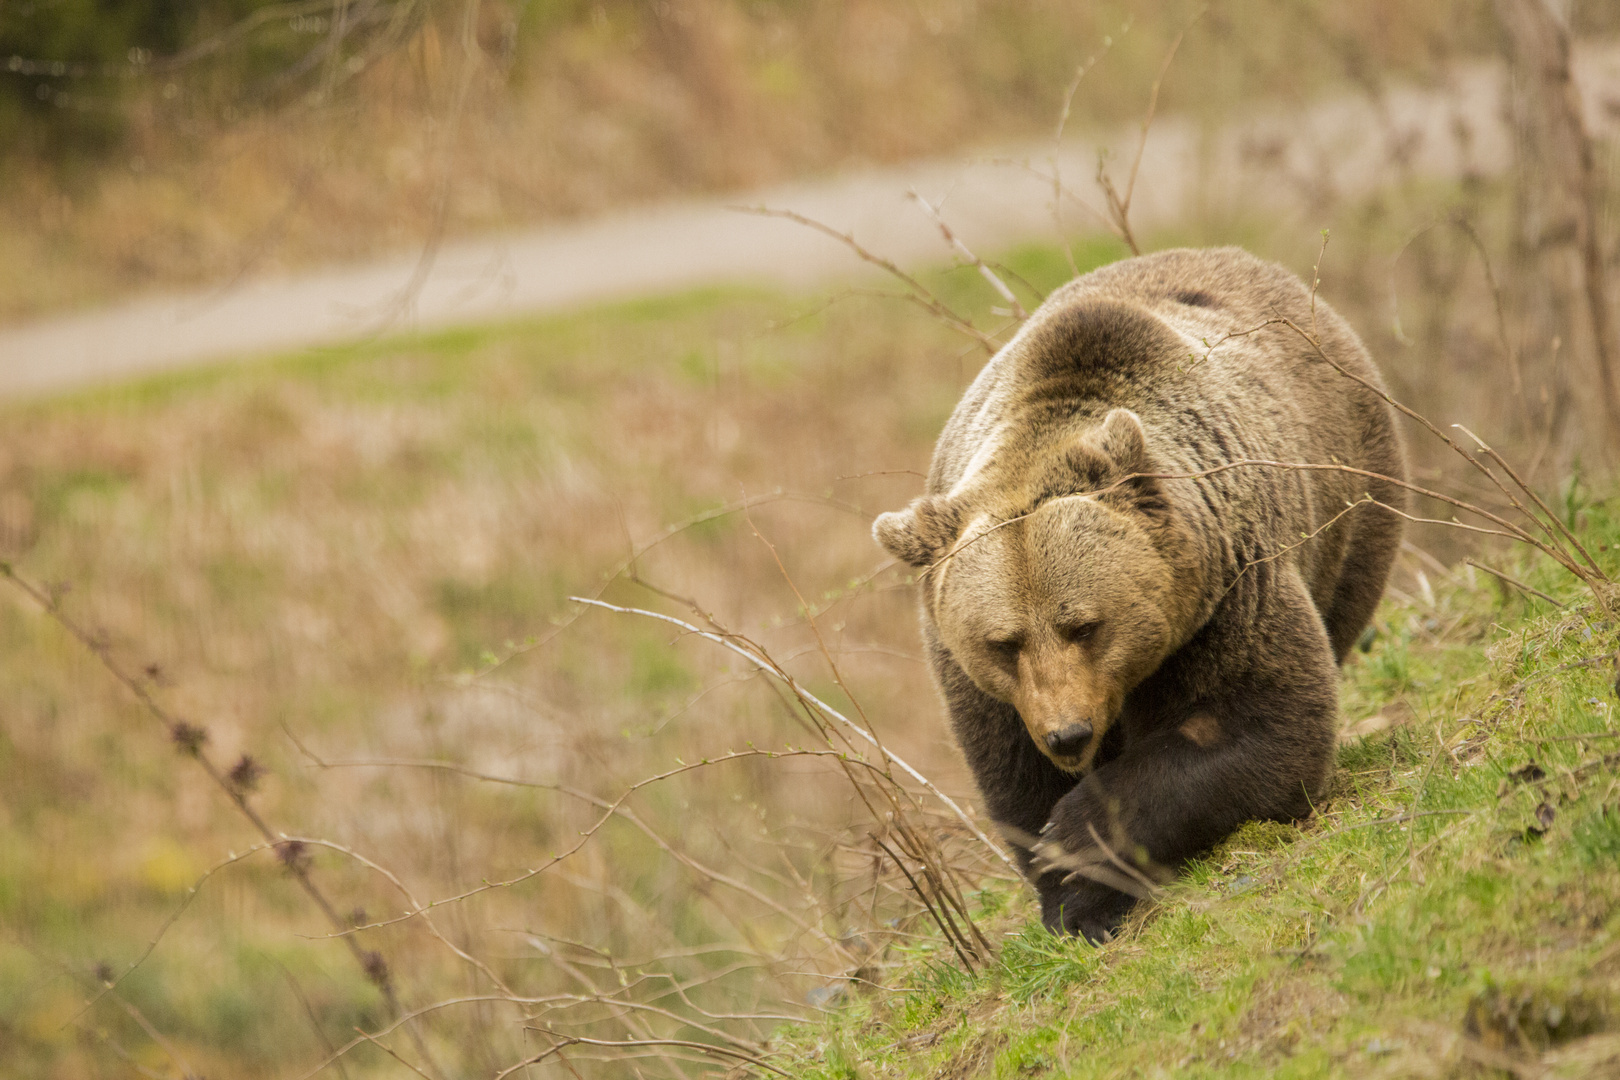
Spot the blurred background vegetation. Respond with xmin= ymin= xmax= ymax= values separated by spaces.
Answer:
xmin=1 ymin=0 xmax=1613 ymax=320
xmin=3 ymin=1 xmax=1620 ymax=1077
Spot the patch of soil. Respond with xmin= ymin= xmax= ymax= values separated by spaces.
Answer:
xmin=1238 ymin=976 xmax=1351 ymax=1061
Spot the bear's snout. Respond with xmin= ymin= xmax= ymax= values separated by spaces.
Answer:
xmin=1043 ymin=722 xmax=1093 ymax=759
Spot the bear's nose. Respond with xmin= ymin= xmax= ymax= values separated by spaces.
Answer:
xmin=1044 ymin=722 xmax=1094 ymax=758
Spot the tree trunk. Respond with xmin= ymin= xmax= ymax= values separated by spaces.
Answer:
xmin=1492 ymin=0 xmax=1620 ymax=455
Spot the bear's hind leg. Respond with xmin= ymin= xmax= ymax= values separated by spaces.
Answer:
xmin=1321 ymin=483 xmax=1404 ymax=663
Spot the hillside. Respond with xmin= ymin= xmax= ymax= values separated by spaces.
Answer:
xmin=2 ymin=201 xmax=1618 ymax=1076
xmin=779 ymin=536 xmax=1620 ymax=1078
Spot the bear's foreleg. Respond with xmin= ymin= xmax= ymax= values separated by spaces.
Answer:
xmin=1033 ymin=720 xmax=1328 ymax=940
xmin=1036 ymin=578 xmax=1340 ymax=941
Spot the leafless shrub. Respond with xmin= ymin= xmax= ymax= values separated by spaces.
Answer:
xmin=1493 ymin=0 xmax=1620 ymax=447
xmin=1 ymin=521 xmax=1017 ymax=1077
xmin=0 ymin=561 xmax=449 ymax=1078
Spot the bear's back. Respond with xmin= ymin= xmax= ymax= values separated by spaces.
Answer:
xmin=927 ymin=247 xmax=1388 ymax=500
xmin=1049 ymin=246 xmax=1308 ymax=324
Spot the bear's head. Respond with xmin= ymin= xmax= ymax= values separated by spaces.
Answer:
xmin=874 ymin=409 xmax=1201 ymax=773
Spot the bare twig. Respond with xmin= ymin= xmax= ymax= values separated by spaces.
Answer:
xmin=0 ymin=563 xmax=445 ymax=1080
xmin=293 ymin=747 xmax=900 ymax=942
xmin=467 ymin=487 xmax=865 ymax=680
xmin=1466 ymin=559 xmax=1564 ymax=606
xmin=1050 ymin=26 xmax=1128 ymax=270
xmin=503 ymin=1034 xmax=795 ymax=1080
xmin=570 ymin=597 xmax=1019 ymax=875
xmin=1453 ymin=216 xmax=1526 ymax=401
xmin=68 ymin=843 xmax=276 ymax=1024
xmin=275 ymin=960 xmax=354 ymax=1080
xmin=922 ymin=457 xmax=1582 ymax=594
xmin=908 ymin=190 xmax=1028 ymax=318
xmin=1095 ymin=9 xmax=1204 ymax=254
xmin=1265 ymin=307 xmax=1612 ymax=611
xmin=1452 ymin=423 xmax=1605 ymax=579
xmin=872 ymin=836 xmax=979 ymax=973
xmin=1219 ymin=496 xmax=1375 ymax=599
xmin=353 ymin=1027 xmax=437 ymax=1080
xmin=734 ymin=205 xmax=1000 ymax=353
xmin=996 ymin=157 xmax=1119 ymax=237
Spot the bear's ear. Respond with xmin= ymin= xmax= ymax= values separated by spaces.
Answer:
xmin=1093 ymin=409 xmax=1170 ymax=519
xmin=1093 ymin=409 xmax=1147 ymax=475
xmin=1051 ymin=408 xmax=1149 ymax=490
xmin=1047 ymin=409 xmax=1167 ymax=518
xmin=873 ymin=495 xmax=961 ymax=568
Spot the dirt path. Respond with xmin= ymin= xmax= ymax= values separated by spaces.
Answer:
xmin=3 ymin=45 xmax=1618 ymax=399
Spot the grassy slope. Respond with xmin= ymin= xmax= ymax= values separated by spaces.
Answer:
xmin=780 ymin=522 xmax=1620 ymax=1078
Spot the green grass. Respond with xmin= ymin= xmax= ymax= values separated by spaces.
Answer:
xmin=774 ymin=521 xmax=1620 ymax=1078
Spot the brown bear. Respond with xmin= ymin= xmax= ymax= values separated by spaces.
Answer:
xmin=873 ymin=247 xmax=1406 ymax=942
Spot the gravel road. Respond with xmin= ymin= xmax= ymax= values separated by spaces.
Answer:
xmin=2 ymin=44 xmax=1618 ymax=398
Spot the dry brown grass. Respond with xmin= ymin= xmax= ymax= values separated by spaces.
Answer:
xmin=0 ymin=281 xmax=1029 ymax=1075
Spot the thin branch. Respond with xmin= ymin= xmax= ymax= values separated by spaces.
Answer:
xmin=908 ymin=190 xmax=1027 ymax=318
xmin=0 ymin=563 xmax=445 ymax=1080
xmin=296 ymin=747 xmax=907 ymax=944
xmin=466 ymin=488 xmax=865 ymax=681
xmin=993 ymin=157 xmax=1121 ymax=237
xmin=275 ymin=960 xmax=354 ymax=1080
xmin=1270 ymin=312 xmax=1610 ymax=599
xmin=68 ymin=843 xmax=275 ymax=1024
xmin=352 ymin=1028 xmax=437 ymax=1080
xmin=570 ymin=597 xmax=1019 ymax=875
xmin=1452 ymin=216 xmax=1526 ymax=400
xmin=1451 ymin=423 xmax=1605 ymax=579
xmin=502 ymin=1035 xmax=795 ymax=1080
xmin=1218 ymin=496 xmax=1374 ymax=599
xmin=922 ymin=458 xmax=1570 ymax=587
xmin=1095 ymin=9 xmax=1204 ymax=254
xmin=733 ymin=206 xmax=999 ymax=353
xmin=1048 ymin=26 xmax=1128 ymax=269
xmin=873 ymin=836 xmax=977 ymax=971
xmin=1465 ymin=559 xmax=1563 ymax=606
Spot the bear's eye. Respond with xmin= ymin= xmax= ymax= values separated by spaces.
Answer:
xmin=1060 ymin=620 xmax=1102 ymax=644
xmin=987 ymin=637 xmax=1023 ymax=664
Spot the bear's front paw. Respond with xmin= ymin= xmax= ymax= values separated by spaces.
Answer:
xmin=1030 ymin=831 xmax=1139 ymax=943
xmin=1039 ymin=878 xmax=1136 ymax=944
xmin=1029 ymin=826 xmax=1109 ymax=883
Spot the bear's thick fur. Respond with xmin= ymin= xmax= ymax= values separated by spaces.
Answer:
xmin=874 ymin=247 xmax=1406 ymax=941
